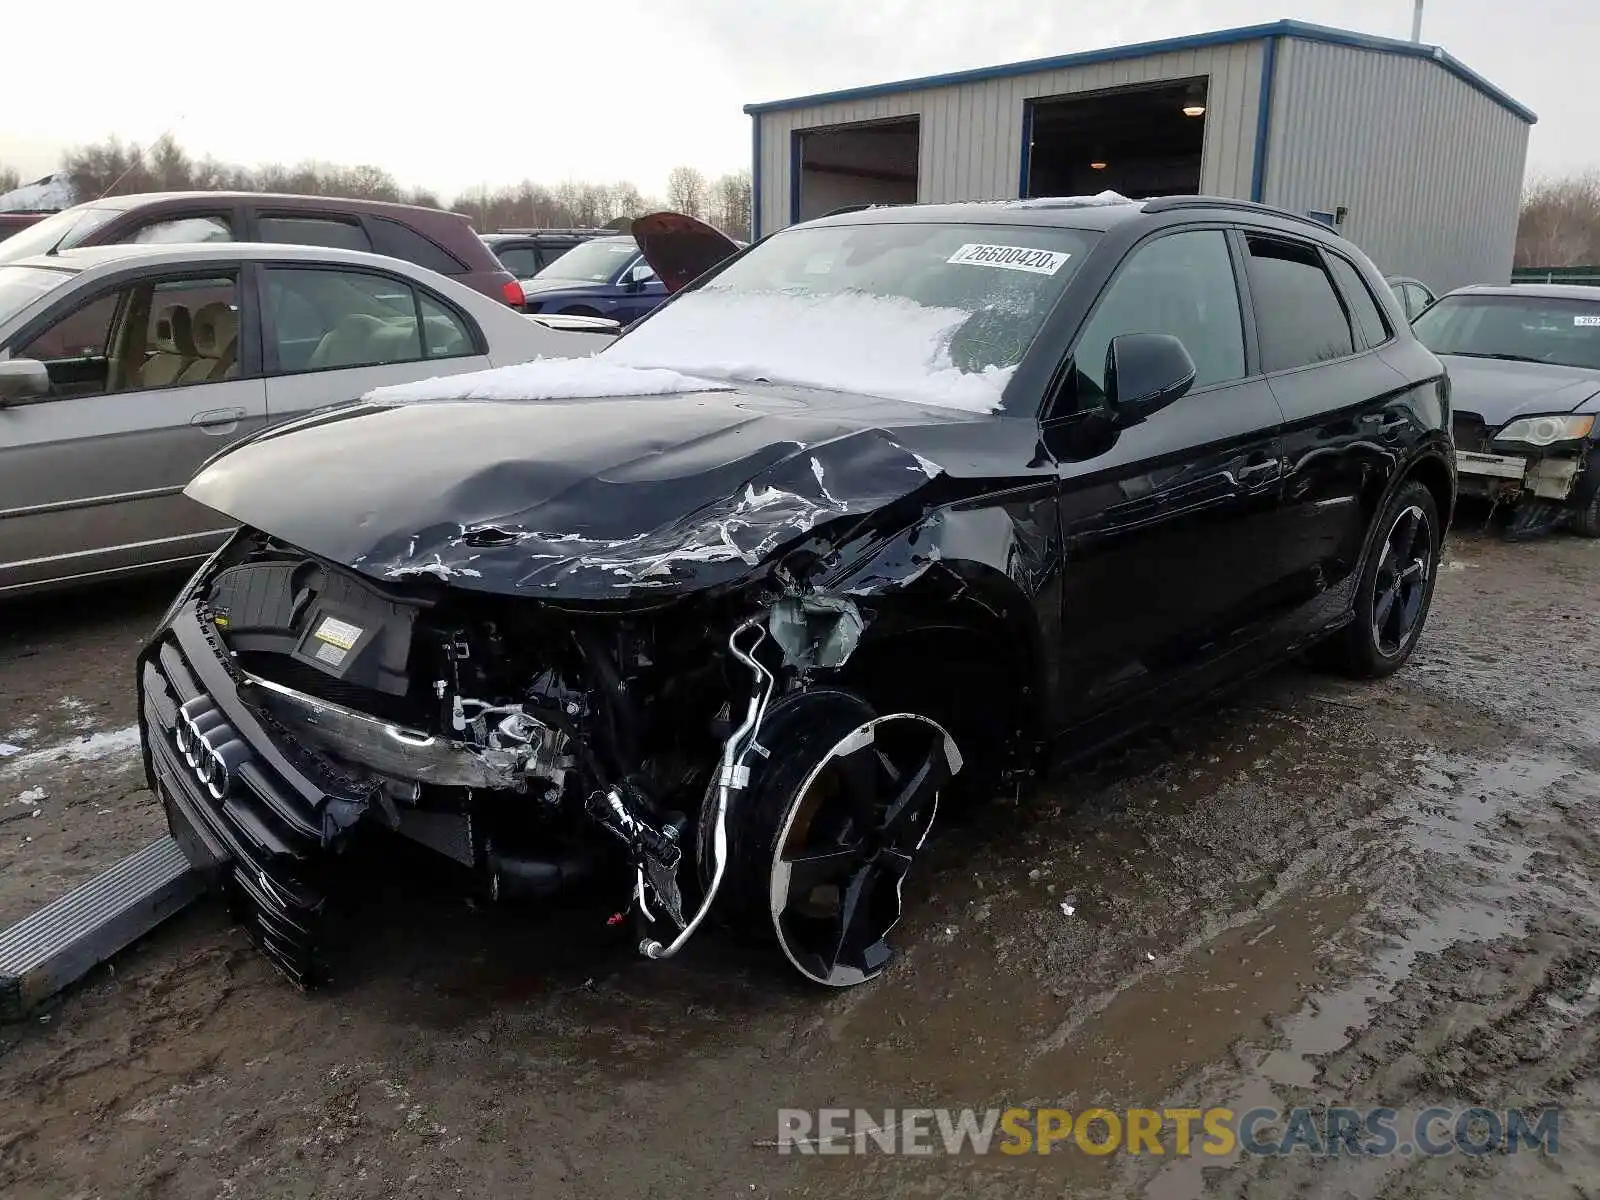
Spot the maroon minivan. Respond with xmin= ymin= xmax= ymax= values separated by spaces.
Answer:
xmin=0 ymin=192 xmax=525 ymax=306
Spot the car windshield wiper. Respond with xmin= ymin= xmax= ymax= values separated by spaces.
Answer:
xmin=1445 ymin=351 xmax=1543 ymax=363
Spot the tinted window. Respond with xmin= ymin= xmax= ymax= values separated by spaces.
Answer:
xmin=370 ymin=216 xmax=465 ymax=276
xmin=1246 ymin=237 xmax=1354 ymax=372
xmin=1413 ymin=294 xmax=1600 ymax=370
xmin=1326 ymin=254 xmax=1390 ymax=347
xmin=1073 ymin=229 xmax=1246 ymax=403
xmin=494 ymin=245 xmax=543 ymax=278
xmin=16 ymin=272 xmax=241 ymax=397
xmin=264 ymin=267 xmax=427 ymax=372
xmin=129 ymin=214 xmax=234 ymax=245
xmin=258 ymin=215 xmax=372 ymax=252
xmin=418 ymin=294 xmax=476 ymax=358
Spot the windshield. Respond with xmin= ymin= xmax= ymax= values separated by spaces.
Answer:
xmin=1414 ymin=293 xmax=1600 ymax=370
xmin=0 ymin=205 xmax=120 ymax=265
xmin=602 ymin=220 xmax=1097 ymax=412
xmin=533 ymin=238 xmax=638 ymax=283
xmin=0 ymin=265 xmax=74 ymax=327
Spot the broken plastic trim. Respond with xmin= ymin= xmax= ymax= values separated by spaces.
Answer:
xmin=640 ymin=617 xmax=774 ymax=960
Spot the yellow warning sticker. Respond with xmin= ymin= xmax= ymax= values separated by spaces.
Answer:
xmin=313 ymin=615 xmax=363 ymax=651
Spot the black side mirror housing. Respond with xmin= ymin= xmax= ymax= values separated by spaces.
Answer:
xmin=1104 ymin=332 xmax=1196 ymax=427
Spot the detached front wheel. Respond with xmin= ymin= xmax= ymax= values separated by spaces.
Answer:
xmin=715 ymin=691 xmax=963 ymax=987
xmin=1314 ymin=480 xmax=1442 ymax=678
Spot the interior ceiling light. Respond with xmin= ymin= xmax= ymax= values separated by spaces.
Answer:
xmin=1090 ymin=160 xmax=1108 ymax=170
xmin=1182 ymin=83 xmax=1206 ymax=117
xmin=1183 ymin=102 xmax=1206 ymax=117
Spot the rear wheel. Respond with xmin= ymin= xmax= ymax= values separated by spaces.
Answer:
xmin=715 ymin=691 xmax=963 ymax=987
xmin=1313 ymin=480 xmax=1441 ymax=678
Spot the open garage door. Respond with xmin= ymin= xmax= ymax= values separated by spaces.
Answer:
xmin=1024 ymin=79 xmax=1207 ymax=200
xmin=794 ymin=117 xmax=919 ymax=223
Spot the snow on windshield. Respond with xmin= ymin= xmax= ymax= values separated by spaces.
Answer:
xmin=364 ymin=359 xmax=731 ymax=406
xmin=604 ymin=289 xmax=1015 ymax=414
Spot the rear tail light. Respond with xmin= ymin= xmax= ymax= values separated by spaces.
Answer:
xmin=502 ymin=279 xmax=526 ymax=308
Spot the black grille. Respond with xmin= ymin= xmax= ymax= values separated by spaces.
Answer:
xmin=139 ymin=602 xmax=375 ymax=987
xmin=1452 ymin=412 xmax=1495 ymax=454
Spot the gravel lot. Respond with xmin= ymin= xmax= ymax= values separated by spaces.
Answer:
xmin=1 ymin=526 xmax=1597 ymax=1199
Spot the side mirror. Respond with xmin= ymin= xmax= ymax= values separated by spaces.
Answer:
xmin=1104 ymin=332 xmax=1196 ymax=427
xmin=623 ymin=262 xmax=654 ymax=291
xmin=0 ymin=359 xmax=51 ymax=407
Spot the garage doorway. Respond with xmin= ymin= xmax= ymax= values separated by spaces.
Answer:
xmin=792 ymin=117 xmax=920 ymax=223
xmin=1023 ymin=79 xmax=1207 ymax=200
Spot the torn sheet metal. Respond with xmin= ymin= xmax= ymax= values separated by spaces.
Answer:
xmin=767 ymin=595 xmax=864 ymax=669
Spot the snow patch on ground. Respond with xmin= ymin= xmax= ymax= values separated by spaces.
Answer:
xmin=604 ymin=290 xmax=1012 ymax=414
xmin=364 ymin=359 xmax=732 ymax=406
xmin=0 ymin=726 xmax=142 ymax=778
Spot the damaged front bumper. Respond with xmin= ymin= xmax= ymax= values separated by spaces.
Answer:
xmin=139 ymin=603 xmax=369 ymax=985
xmin=1453 ymin=447 xmax=1589 ymax=503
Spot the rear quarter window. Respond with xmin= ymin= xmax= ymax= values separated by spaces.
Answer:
xmin=370 ymin=217 xmax=468 ymax=276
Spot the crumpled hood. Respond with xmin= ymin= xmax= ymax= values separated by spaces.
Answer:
xmin=184 ymin=387 xmax=978 ymax=599
xmin=1443 ymin=355 xmax=1600 ymax=425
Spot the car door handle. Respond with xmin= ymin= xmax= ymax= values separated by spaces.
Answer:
xmin=190 ymin=407 xmax=245 ymax=428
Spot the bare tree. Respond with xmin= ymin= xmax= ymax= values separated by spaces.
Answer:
xmin=0 ymin=165 xmax=20 ymax=195
xmin=709 ymin=170 xmax=753 ymax=240
xmin=1517 ymin=172 xmax=1600 ymax=268
xmin=666 ymin=165 xmax=709 ymax=218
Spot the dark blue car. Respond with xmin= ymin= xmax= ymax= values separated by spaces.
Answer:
xmin=515 ymin=234 xmax=667 ymax=325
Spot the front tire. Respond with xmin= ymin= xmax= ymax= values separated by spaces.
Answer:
xmin=1314 ymin=480 xmax=1442 ymax=678
xmin=715 ymin=691 xmax=963 ymax=988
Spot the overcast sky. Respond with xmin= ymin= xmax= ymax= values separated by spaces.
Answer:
xmin=1 ymin=0 xmax=1588 ymax=200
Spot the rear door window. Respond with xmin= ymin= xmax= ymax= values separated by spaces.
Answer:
xmin=1244 ymin=237 xmax=1356 ymax=372
xmin=263 ymin=266 xmax=477 ymax=373
xmin=369 ymin=216 xmax=466 ymax=276
xmin=257 ymin=214 xmax=372 ymax=252
xmin=1325 ymin=254 xmax=1391 ymax=348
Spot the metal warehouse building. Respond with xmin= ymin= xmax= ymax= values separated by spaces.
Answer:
xmin=745 ymin=20 xmax=1535 ymax=294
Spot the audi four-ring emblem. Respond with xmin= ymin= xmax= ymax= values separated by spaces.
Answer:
xmin=175 ymin=695 xmax=249 ymax=801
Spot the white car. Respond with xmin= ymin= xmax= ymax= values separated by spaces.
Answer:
xmin=0 ymin=242 xmax=612 ymax=596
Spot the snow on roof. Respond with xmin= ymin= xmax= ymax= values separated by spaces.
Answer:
xmin=0 ymin=174 xmax=76 ymax=213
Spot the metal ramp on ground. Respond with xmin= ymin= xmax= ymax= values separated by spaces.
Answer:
xmin=0 ymin=836 xmax=202 ymax=1019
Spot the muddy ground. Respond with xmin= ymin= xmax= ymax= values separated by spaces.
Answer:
xmin=1 ymin=525 xmax=1598 ymax=1199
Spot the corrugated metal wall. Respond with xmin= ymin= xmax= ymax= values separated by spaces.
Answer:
xmin=755 ymin=41 xmax=1266 ymax=236
xmin=1264 ymin=38 xmax=1529 ymax=294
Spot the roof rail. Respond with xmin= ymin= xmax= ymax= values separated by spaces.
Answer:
xmin=1141 ymin=195 xmax=1341 ymax=235
xmin=490 ymin=226 xmax=615 ymax=236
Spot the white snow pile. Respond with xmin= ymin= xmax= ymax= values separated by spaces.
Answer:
xmin=1001 ymin=190 xmax=1133 ymax=209
xmin=605 ymin=289 xmax=1012 ymax=414
xmin=365 ymin=358 xmax=733 ymax=406
xmin=0 ymin=173 xmax=76 ymax=213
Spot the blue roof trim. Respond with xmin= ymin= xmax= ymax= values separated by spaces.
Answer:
xmin=742 ymin=19 xmax=1537 ymax=125
xmin=1249 ymin=36 xmax=1278 ymax=202
xmin=750 ymin=115 xmax=763 ymax=240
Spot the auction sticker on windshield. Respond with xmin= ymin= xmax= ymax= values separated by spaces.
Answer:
xmin=947 ymin=244 xmax=1071 ymax=275
xmin=1574 ymin=315 xmax=1600 ymax=327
